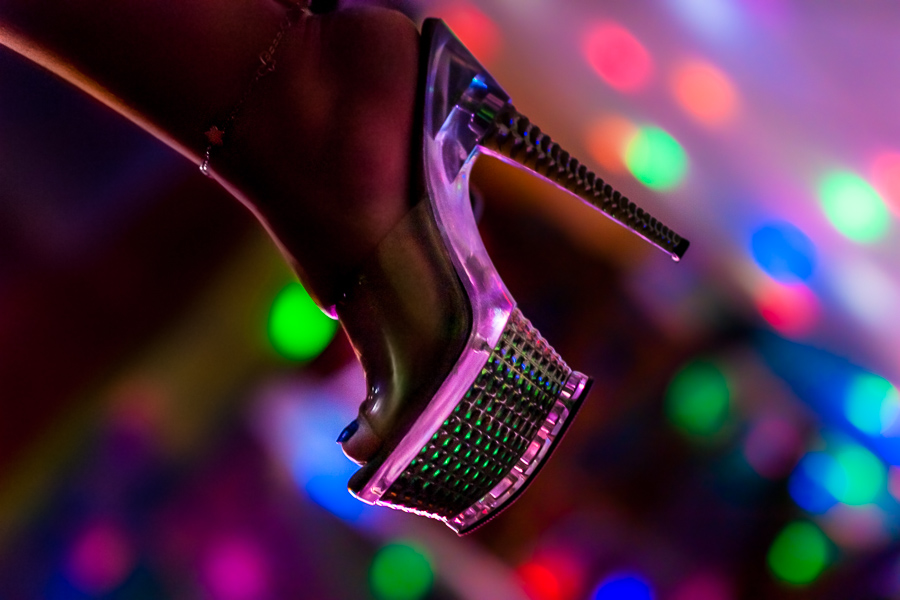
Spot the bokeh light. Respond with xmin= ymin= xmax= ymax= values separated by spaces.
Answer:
xmin=819 ymin=172 xmax=890 ymax=243
xmin=670 ymin=571 xmax=733 ymax=600
xmin=871 ymin=151 xmax=900 ymax=215
xmin=845 ymin=373 xmax=900 ymax=437
xmin=668 ymin=0 xmax=741 ymax=40
xmin=592 ymin=573 xmax=654 ymax=600
xmin=767 ymin=521 xmax=829 ymax=585
xmin=518 ymin=551 xmax=584 ymax=600
xmin=750 ymin=222 xmax=816 ymax=282
xmin=821 ymin=503 xmax=889 ymax=551
xmin=518 ymin=562 xmax=562 ymax=600
xmin=268 ymin=281 xmax=337 ymax=362
xmin=370 ymin=542 xmax=434 ymax=600
xmin=671 ymin=60 xmax=738 ymax=126
xmin=789 ymin=452 xmax=838 ymax=514
xmin=437 ymin=2 xmax=501 ymax=65
xmin=583 ymin=23 xmax=653 ymax=92
xmin=106 ymin=377 xmax=169 ymax=443
xmin=754 ymin=280 xmax=819 ymax=338
xmin=202 ymin=536 xmax=271 ymax=600
xmin=824 ymin=442 xmax=885 ymax=506
xmin=64 ymin=520 xmax=135 ymax=595
xmin=888 ymin=466 xmax=900 ymax=501
xmin=624 ymin=127 xmax=688 ymax=190
xmin=516 ymin=546 xmax=586 ymax=600
xmin=585 ymin=115 xmax=638 ymax=174
xmin=743 ymin=416 xmax=804 ymax=479
xmin=304 ymin=469 xmax=372 ymax=522
xmin=831 ymin=257 xmax=899 ymax=328
xmin=666 ymin=359 xmax=730 ymax=438
xmin=257 ymin=372 xmax=379 ymax=524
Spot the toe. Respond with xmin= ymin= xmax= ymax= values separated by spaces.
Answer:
xmin=337 ymin=414 xmax=383 ymax=465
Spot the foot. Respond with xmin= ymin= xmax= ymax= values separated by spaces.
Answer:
xmin=335 ymin=200 xmax=470 ymax=469
xmin=212 ymin=7 xmax=470 ymax=465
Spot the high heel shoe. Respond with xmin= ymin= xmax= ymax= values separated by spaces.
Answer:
xmin=336 ymin=18 xmax=689 ymax=535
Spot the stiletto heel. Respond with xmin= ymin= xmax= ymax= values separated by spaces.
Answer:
xmin=338 ymin=19 xmax=689 ymax=534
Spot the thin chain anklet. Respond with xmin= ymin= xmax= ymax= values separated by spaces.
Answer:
xmin=199 ymin=1 xmax=310 ymax=176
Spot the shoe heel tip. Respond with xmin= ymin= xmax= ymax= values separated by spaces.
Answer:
xmin=672 ymin=238 xmax=690 ymax=261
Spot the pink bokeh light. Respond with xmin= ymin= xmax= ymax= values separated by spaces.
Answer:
xmin=583 ymin=23 xmax=653 ymax=92
xmin=743 ymin=416 xmax=804 ymax=479
xmin=821 ymin=503 xmax=890 ymax=551
xmin=64 ymin=520 xmax=135 ymax=595
xmin=202 ymin=536 xmax=272 ymax=600
xmin=671 ymin=571 xmax=733 ymax=600
xmin=871 ymin=152 xmax=900 ymax=216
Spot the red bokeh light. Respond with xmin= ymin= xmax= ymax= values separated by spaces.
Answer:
xmin=517 ymin=550 xmax=585 ymax=600
xmin=672 ymin=60 xmax=738 ymax=126
xmin=438 ymin=2 xmax=502 ymax=66
xmin=583 ymin=23 xmax=653 ymax=92
xmin=519 ymin=562 xmax=563 ymax=600
xmin=585 ymin=115 xmax=638 ymax=174
xmin=755 ymin=280 xmax=819 ymax=338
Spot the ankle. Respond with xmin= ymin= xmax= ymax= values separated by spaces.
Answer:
xmin=210 ymin=8 xmax=422 ymax=307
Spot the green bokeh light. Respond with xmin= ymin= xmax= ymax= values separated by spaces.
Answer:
xmin=824 ymin=442 xmax=885 ymax=505
xmin=767 ymin=521 xmax=829 ymax=585
xmin=665 ymin=359 xmax=730 ymax=437
xmin=370 ymin=542 xmax=434 ymax=600
xmin=845 ymin=374 xmax=900 ymax=436
xmin=819 ymin=172 xmax=890 ymax=243
xmin=624 ymin=126 xmax=688 ymax=190
xmin=268 ymin=282 xmax=337 ymax=362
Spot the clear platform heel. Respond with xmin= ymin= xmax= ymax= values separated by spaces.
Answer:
xmin=344 ymin=19 xmax=688 ymax=534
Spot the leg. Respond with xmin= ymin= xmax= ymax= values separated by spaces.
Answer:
xmin=0 ymin=1 xmax=420 ymax=307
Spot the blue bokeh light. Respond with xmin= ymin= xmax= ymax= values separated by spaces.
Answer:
xmin=789 ymin=452 xmax=838 ymax=514
xmin=845 ymin=373 xmax=900 ymax=437
xmin=668 ymin=0 xmax=742 ymax=40
xmin=756 ymin=333 xmax=900 ymax=466
xmin=262 ymin=379 xmax=381 ymax=525
xmin=750 ymin=222 xmax=816 ymax=282
xmin=305 ymin=472 xmax=369 ymax=522
xmin=592 ymin=573 xmax=654 ymax=600
xmin=285 ymin=405 xmax=380 ymax=524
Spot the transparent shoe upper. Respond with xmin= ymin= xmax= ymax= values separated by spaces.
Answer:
xmin=352 ymin=22 xmax=591 ymax=533
xmin=432 ymin=74 xmax=508 ymax=182
xmin=351 ymin=21 xmax=519 ymax=507
xmin=422 ymin=19 xmax=515 ymax=349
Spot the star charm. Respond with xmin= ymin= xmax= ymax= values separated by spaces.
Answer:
xmin=204 ymin=126 xmax=225 ymax=146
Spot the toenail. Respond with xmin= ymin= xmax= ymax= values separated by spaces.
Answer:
xmin=336 ymin=419 xmax=359 ymax=444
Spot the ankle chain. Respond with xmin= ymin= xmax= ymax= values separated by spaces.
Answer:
xmin=199 ymin=1 xmax=310 ymax=176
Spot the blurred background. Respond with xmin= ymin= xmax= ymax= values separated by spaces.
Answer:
xmin=2 ymin=0 xmax=900 ymax=598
